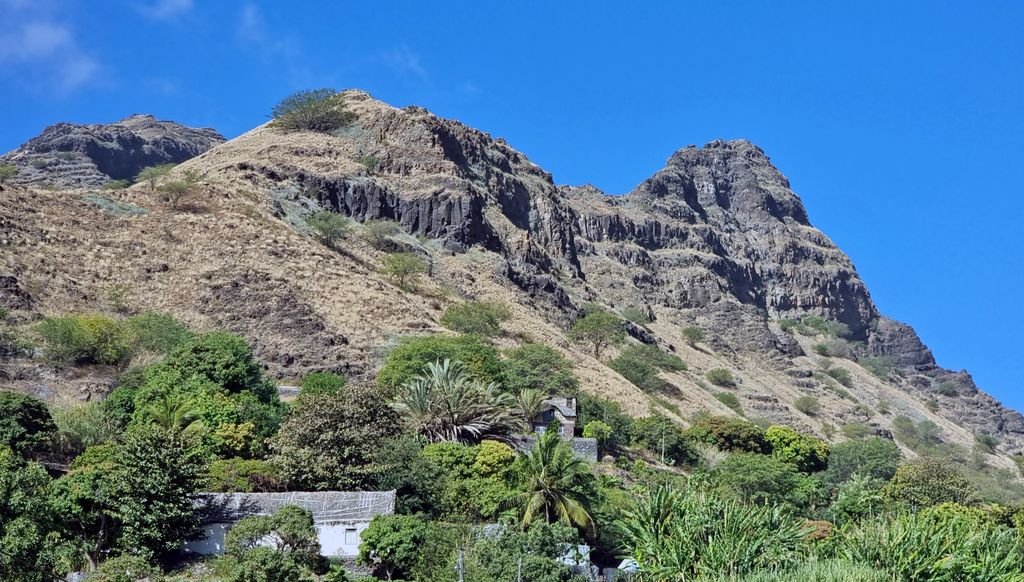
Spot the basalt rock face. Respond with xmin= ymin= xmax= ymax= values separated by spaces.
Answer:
xmin=1 ymin=114 xmax=224 ymax=188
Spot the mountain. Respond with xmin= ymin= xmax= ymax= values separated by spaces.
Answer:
xmin=1 ymin=89 xmax=1020 ymax=467
xmin=0 ymin=114 xmax=224 ymax=189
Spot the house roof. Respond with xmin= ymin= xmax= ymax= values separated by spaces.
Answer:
xmin=542 ymin=398 xmax=577 ymax=418
xmin=193 ymin=490 xmax=396 ymax=524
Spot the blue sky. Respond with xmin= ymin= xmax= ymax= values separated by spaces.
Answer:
xmin=2 ymin=1 xmax=1022 ymax=411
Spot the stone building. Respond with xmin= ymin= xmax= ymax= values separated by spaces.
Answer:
xmin=183 ymin=490 xmax=396 ymax=559
xmin=531 ymin=396 xmax=578 ymax=438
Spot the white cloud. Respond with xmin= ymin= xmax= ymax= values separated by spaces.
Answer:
xmin=381 ymin=44 xmax=428 ymax=80
xmin=0 ymin=18 xmax=100 ymax=93
xmin=140 ymin=0 xmax=193 ymax=20
xmin=238 ymin=2 xmax=266 ymax=43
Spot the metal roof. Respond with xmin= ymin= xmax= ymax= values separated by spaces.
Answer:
xmin=193 ymin=490 xmax=396 ymax=524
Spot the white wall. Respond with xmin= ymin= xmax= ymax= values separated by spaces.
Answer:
xmin=182 ymin=521 xmax=370 ymax=558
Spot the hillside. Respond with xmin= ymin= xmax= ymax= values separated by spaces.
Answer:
xmin=1 ymin=89 xmax=1021 ymax=468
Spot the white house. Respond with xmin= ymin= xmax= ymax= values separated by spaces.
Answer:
xmin=183 ymin=490 xmax=396 ymax=559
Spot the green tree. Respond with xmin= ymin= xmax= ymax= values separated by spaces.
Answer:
xmin=0 ymin=448 xmax=65 ymax=580
xmin=135 ymin=163 xmax=175 ymax=191
xmin=204 ymin=458 xmax=280 ymax=493
xmin=633 ymin=415 xmax=699 ymax=466
xmin=684 ymin=415 xmax=769 ymax=453
xmin=299 ymin=371 xmax=346 ymax=396
xmin=306 ymin=210 xmax=351 ymax=248
xmin=569 ymin=310 xmax=625 ymax=358
xmin=36 ymin=314 xmax=133 ymax=366
xmin=463 ymin=521 xmax=583 ymax=582
xmin=123 ymin=312 xmax=193 ymax=354
xmin=582 ymin=420 xmax=612 ymax=454
xmin=0 ymin=164 xmax=17 ymax=184
xmin=882 ymin=458 xmax=978 ymax=509
xmin=515 ymin=388 xmax=547 ymax=426
xmin=0 ymin=391 xmax=57 ymax=458
xmin=271 ymin=386 xmax=401 ymax=490
xmin=576 ymin=394 xmax=634 ymax=451
xmin=225 ymin=505 xmax=319 ymax=570
xmin=158 ymin=180 xmax=190 ymax=209
xmin=501 ymin=343 xmax=580 ymax=395
xmin=379 ymin=252 xmax=429 ymax=290
xmin=270 ymin=88 xmax=355 ymax=132
xmin=764 ymin=425 xmax=829 ymax=473
xmin=362 ymin=219 xmax=401 ymax=250
xmin=705 ymin=368 xmax=737 ymax=387
xmin=227 ymin=547 xmax=306 ymax=582
xmin=377 ymin=334 xmax=503 ymax=389
xmin=393 ymin=359 xmax=522 ymax=444
xmin=828 ymin=473 xmax=886 ymax=524
xmin=49 ymin=444 xmax=120 ymax=571
xmin=440 ymin=300 xmax=511 ymax=337
xmin=718 ymin=452 xmax=821 ymax=510
xmin=109 ymin=425 xmax=206 ymax=558
xmin=681 ymin=325 xmax=704 ymax=346
xmin=821 ymin=437 xmax=902 ymax=487
xmin=506 ymin=429 xmax=596 ymax=532
xmin=358 ymin=513 xmax=429 ymax=580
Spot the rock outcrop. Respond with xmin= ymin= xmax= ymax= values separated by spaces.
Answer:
xmin=1 ymin=114 xmax=224 ymax=188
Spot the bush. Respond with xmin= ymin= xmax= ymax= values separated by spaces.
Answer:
xmin=358 ymin=514 xmax=430 ymax=580
xmin=377 ymin=334 xmax=503 ymax=389
xmin=621 ymin=343 xmax=687 ymax=372
xmin=705 ymin=368 xmax=737 ymax=387
xmin=793 ymin=396 xmax=820 ymax=416
xmin=270 ymin=88 xmax=355 ymax=132
xmin=306 ymin=210 xmax=351 ymax=248
xmin=363 ymin=219 xmax=402 ymax=249
xmin=892 ymin=415 xmax=943 ymax=453
xmin=379 ymin=252 xmax=429 ymax=290
xmin=158 ymin=180 xmax=190 ymax=208
xmin=609 ymin=352 xmax=664 ymax=392
xmin=299 ymin=371 xmax=346 ymax=397
xmin=100 ymin=179 xmax=131 ymax=190
xmin=840 ymin=423 xmax=873 ymax=440
xmin=0 ymin=164 xmax=17 ymax=183
xmin=632 ymin=415 xmax=700 ymax=466
xmin=440 ymin=301 xmax=511 ymax=337
xmin=715 ymin=392 xmax=743 ymax=415
xmin=135 ymin=163 xmax=175 ymax=191
xmin=226 ymin=547 xmax=307 ymax=582
xmin=501 ymin=344 xmax=579 ymax=396
xmin=0 ymin=391 xmax=56 ymax=457
xmin=685 ymin=415 xmax=769 ymax=453
xmin=123 ymin=312 xmax=193 ymax=354
xmin=85 ymin=555 xmax=159 ymax=582
xmin=883 ymin=458 xmax=978 ymax=509
xmin=569 ymin=310 xmax=625 ymax=359
xmin=858 ymin=356 xmax=895 ymax=380
xmin=619 ymin=306 xmax=650 ymax=324
xmin=205 ymin=458 xmax=281 ymax=492
xmin=225 ymin=505 xmax=319 ymax=569
xmin=37 ymin=314 xmax=133 ymax=365
xmin=819 ymin=436 xmax=901 ymax=485
xmin=576 ymin=394 xmax=634 ymax=451
xmin=826 ymin=366 xmax=853 ymax=387
xmin=49 ymin=402 xmax=118 ymax=462
xmin=681 ymin=325 xmax=704 ymax=346
xmin=936 ymin=380 xmax=958 ymax=396
xmin=582 ymin=420 xmax=612 ymax=453
xmin=735 ymin=559 xmax=887 ymax=582
xmin=764 ymin=425 xmax=829 ymax=473
xmin=925 ymin=398 xmax=939 ymax=413
xmin=718 ymin=452 xmax=821 ymax=509
xmin=975 ymin=433 xmax=999 ymax=454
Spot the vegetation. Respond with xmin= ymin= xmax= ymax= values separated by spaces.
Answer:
xmin=569 ymin=309 xmax=625 ymax=358
xmin=0 ymin=391 xmax=56 ymax=457
xmin=705 ymin=367 xmax=737 ymax=387
xmin=715 ymin=391 xmax=743 ymax=415
xmin=135 ymin=163 xmax=175 ymax=191
xmin=270 ymin=88 xmax=355 ymax=132
xmin=101 ymin=179 xmax=131 ymax=190
xmin=608 ymin=343 xmax=684 ymax=392
xmin=681 ymin=325 xmax=704 ymax=346
xmin=779 ymin=315 xmax=851 ymax=338
xmin=363 ymin=219 xmax=402 ymax=249
xmin=793 ymin=395 xmax=821 ymax=416
xmin=858 ymin=355 xmax=896 ymax=380
xmin=376 ymin=333 xmax=503 ymax=388
xmin=506 ymin=429 xmax=595 ymax=532
xmin=306 ymin=210 xmax=351 ymax=248
xmin=501 ymin=343 xmax=579 ymax=395
xmin=619 ymin=306 xmax=650 ymax=325
xmin=379 ymin=252 xmax=428 ymax=290
xmin=0 ymin=164 xmax=17 ymax=183
xmin=439 ymin=300 xmax=511 ymax=337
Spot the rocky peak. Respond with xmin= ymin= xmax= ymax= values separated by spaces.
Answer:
xmin=1 ymin=115 xmax=224 ymax=188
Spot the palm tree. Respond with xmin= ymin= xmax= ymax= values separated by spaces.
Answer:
xmin=515 ymin=388 xmax=547 ymax=427
xmin=393 ymin=359 xmax=523 ymax=444
xmin=144 ymin=392 xmax=199 ymax=431
xmin=506 ymin=429 xmax=595 ymax=533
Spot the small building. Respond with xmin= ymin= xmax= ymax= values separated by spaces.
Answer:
xmin=184 ymin=490 xmax=396 ymax=559
xmin=532 ymin=396 xmax=578 ymax=438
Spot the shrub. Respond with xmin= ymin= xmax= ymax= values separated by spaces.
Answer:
xmin=840 ymin=423 xmax=873 ymax=440
xmin=358 ymin=513 xmax=430 ymax=580
xmin=225 ymin=505 xmax=319 ymax=569
xmin=49 ymin=402 xmax=118 ymax=462
xmin=124 ymin=312 xmax=193 ymax=354
xmin=569 ymin=310 xmax=625 ymax=359
xmin=38 ymin=314 xmax=136 ymax=366
xmin=379 ymin=252 xmax=429 ymax=290
xmin=359 ymin=154 xmax=379 ymax=173
xmin=858 ymin=356 xmax=895 ymax=380
xmin=883 ymin=458 xmax=978 ymax=509
xmin=793 ymin=396 xmax=820 ymax=416
xmin=620 ymin=343 xmax=687 ymax=372
xmin=718 ymin=452 xmax=821 ymax=510
xmin=925 ymin=398 xmax=939 ymax=413
xmin=270 ymin=88 xmax=354 ymax=132
xmin=576 ymin=394 xmax=634 ymax=451
xmin=100 ymin=179 xmax=131 ymax=190
xmin=225 ymin=548 xmax=307 ymax=582
xmin=936 ymin=380 xmax=958 ymax=396
xmin=609 ymin=352 xmax=665 ymax=392
xmin=0 ymin=164 xmax=17 ymax=183
xmin=85 ymin=555 xmax=159 ymax=582
xmin=299 ymin=371 xmax=346 ymax=396
xmin=632 ymin=415 xmax=700 ymax=466
xmin=736 ymin=559 xmax=887 ymax=582
xmin=681 ymin=325 xmax=704 ymax=346
xmin=705 ymin=368 xmax=737 ymax=387
xmin=135 ymin=163 xmax=175 ymax=191
xmin=764 ymin=425 xmax=829 ymax=473
xmin=582 ymin=420 xmax=612 ymax=453
xmin=826 ymin=366 xmax=853 ymax=387
xmin=819 ymin=436 xmax=901 ymax=485
xmin=975 ymin=433 xmax=999 ymax=454
xmin=828 ymin=474 xmax=887 ymax=525
xmin=363 ymin=219 xmax=402 ymax=249
xmin=892 ymin=415 xmax=943 ymax=453
xmin=306 ymin=210 xmax=351 ymax=248
xmin=440 ymin=301 xmax=511 ymax=337
xmin=0 ymin=391 xmax=56 ymax=457
xmin=685 ymin=415 xmax=769 ymax=453
xmin=205 ymin=458 xmax=281 ymax=492
xmin=377 ymin=334 xmax=503 ymax=389
xmin=501 ymin=344 xmax=579 ymax=396
xmin=158 ymin=180 xmax=190 ymax=208
xmin=715 ymin=392 xmax=743 ymax=415
xmin=619 ymin=306 xmax=650 ymax=324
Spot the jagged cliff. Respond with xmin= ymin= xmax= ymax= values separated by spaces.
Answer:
xmin=1 ymin=90 xmax=1020 ymax=463
xmin=0 ymin=114 xmax=224 ymax=188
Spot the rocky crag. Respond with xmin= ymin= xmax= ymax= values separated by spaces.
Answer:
xmin=1 ymin=90 xmax=1020 ymax=463
xmin=1 ymin=114 xmax=224 ymax=189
